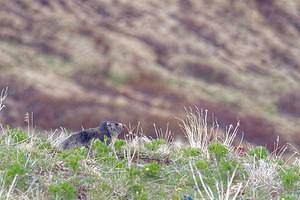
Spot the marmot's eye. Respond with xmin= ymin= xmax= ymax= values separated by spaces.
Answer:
xmin=114 ymin=123 xmax=118 ymax=126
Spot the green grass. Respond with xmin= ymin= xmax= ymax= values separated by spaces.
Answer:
xmin=0 ymin=126 xmax=300 ymax=200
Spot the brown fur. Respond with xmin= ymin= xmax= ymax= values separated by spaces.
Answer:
xmin=61 ymin=121 xmax=123 ymax=150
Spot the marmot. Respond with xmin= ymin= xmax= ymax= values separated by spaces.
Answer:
xmin=61 ymin=121 xmax=124 ymax=150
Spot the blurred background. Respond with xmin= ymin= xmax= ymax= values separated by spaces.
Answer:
xmin=0 ymin=0 xmax=300 ymax=149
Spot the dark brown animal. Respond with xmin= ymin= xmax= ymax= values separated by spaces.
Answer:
xmin=61 ymin=121 xmax=124 ymax=150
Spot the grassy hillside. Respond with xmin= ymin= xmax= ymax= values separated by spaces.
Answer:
xmin=1 ymin=0 xmax=300 ymax=150
xmin=0 ymin=105 xmax=300 ymax=199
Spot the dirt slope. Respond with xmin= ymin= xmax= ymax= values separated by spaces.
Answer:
xmin=0 ymin=0 xmax=300 ymax=148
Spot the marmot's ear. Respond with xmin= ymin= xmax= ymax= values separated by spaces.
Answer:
xmin=106 ymin=122 xmax=111 ymax=126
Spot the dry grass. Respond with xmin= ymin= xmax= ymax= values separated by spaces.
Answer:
xmin=177 ymin=108 xmax=218 ymax=150
xmin=1 ymin=0 xmax=300 ymax=149
xmin=243 ymin=159 xmax=281 ymax=198
xmin=177 ymin=107 xmax=241 ymax=157
xmin=0 ymin=87 xmax=8 ymax=112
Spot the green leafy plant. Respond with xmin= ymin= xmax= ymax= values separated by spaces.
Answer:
xmin=249 ymin=146 xmax=270 ymax=160
xmin=1 ymin=156 xmax=33 ymax=190
xmin=5 ymin=128 xmax=29 ymax=143
xmin=218 ymin=158 xmax=239 ymax=181
xmin=4 ymin=162 xmax=26 ymax=183
xmin=91 ymin=140 xmax=110 ymax=156
xmin=48 ymin=180 xmax=77 ymax=200
xmin=144 ymin=139 xmax=166 ymax=151
xmin=280 ymin=166 xmax=300 ymax=190
xmin=183 ymin=147 xmax=202 ymax=157
xmin=208 ymin=141 xmax=228 ymax=160
xmin=58 ymin=148 xmax=87 ymax=171
xmin=143 ymin=161 xmax=162 ymax=178
xmin=130 ymin=184 xmax=149 ymax=200
xmin=114 ymin=140 xmax=126 ymax=151
xmin=136 ymin=192 xmax=149 ymax=200
xmin=132 ymin=183 xmax=144 ymax=193
xmin=195 ymin=159 xmax=209 ymax=169
xmin=115 ymin=158 xmax=127 ymax=168
xmin=35 ymin=138 xmax=52 ymax=150
xmin=127 ymin=166 xmax=142 ymax=178
xmin=279 ymin=195 xmax=298 ymax=200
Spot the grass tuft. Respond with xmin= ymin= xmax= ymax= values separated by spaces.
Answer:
xmin=177 ymin=107 xmax=218 ymax=155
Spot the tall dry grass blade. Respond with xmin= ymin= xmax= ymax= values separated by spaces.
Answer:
xmin=222 ymin=121 xmax=240 ymax=152
xmin=225 ymin=164 xmax=241 ymax=200
xmin=0 ymin=87 xmax=8 ymax=112
xmin=153 ymin=123 xmax=174 ymax=144
xmin=0 ymin=174 xmax=6 ymax=199
xmin=188 ymin=160 xmax=204 ymax=198
xmin=189 ymin=159 xmax=215 ymax=199
xmin=6 ymin=174 xmax=18 ymax=200
xmin=153 ymin=123 xmax=174 ymax=155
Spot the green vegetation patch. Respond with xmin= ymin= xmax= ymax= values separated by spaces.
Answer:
xmin=280 ymin=166 xmax=300 ymax=191
xmin=3 ymin=126 xmax=29 ymax=143
xmin=249 ymin=146 xmax=270 ymax=160
xmin=0 ymin=126 xmax=299 ymax=199
xmin=208 ymin=141 xmax=229 ymax=160
xmin=48 ymin=180 xmax=77 ymax=200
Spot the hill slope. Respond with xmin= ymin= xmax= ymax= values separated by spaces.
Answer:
xmin=0 ymin=0 xmax=300 ymax=148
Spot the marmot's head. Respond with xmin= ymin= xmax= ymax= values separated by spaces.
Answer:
xmin=105 ymin=121 xmax=123 ymax=136
xmin=100 ymin=121 xmax=124 ymax=142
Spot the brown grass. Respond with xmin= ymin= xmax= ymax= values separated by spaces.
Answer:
xmin=0 ymin=0 xmax=300 ymax=149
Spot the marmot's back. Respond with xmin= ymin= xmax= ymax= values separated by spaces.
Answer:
xmin=61 ymin=121 xmax=123 ymax=150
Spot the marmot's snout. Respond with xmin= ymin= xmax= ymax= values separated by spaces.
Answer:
xmin=105 ymin=121 xmax=124 ymax=136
